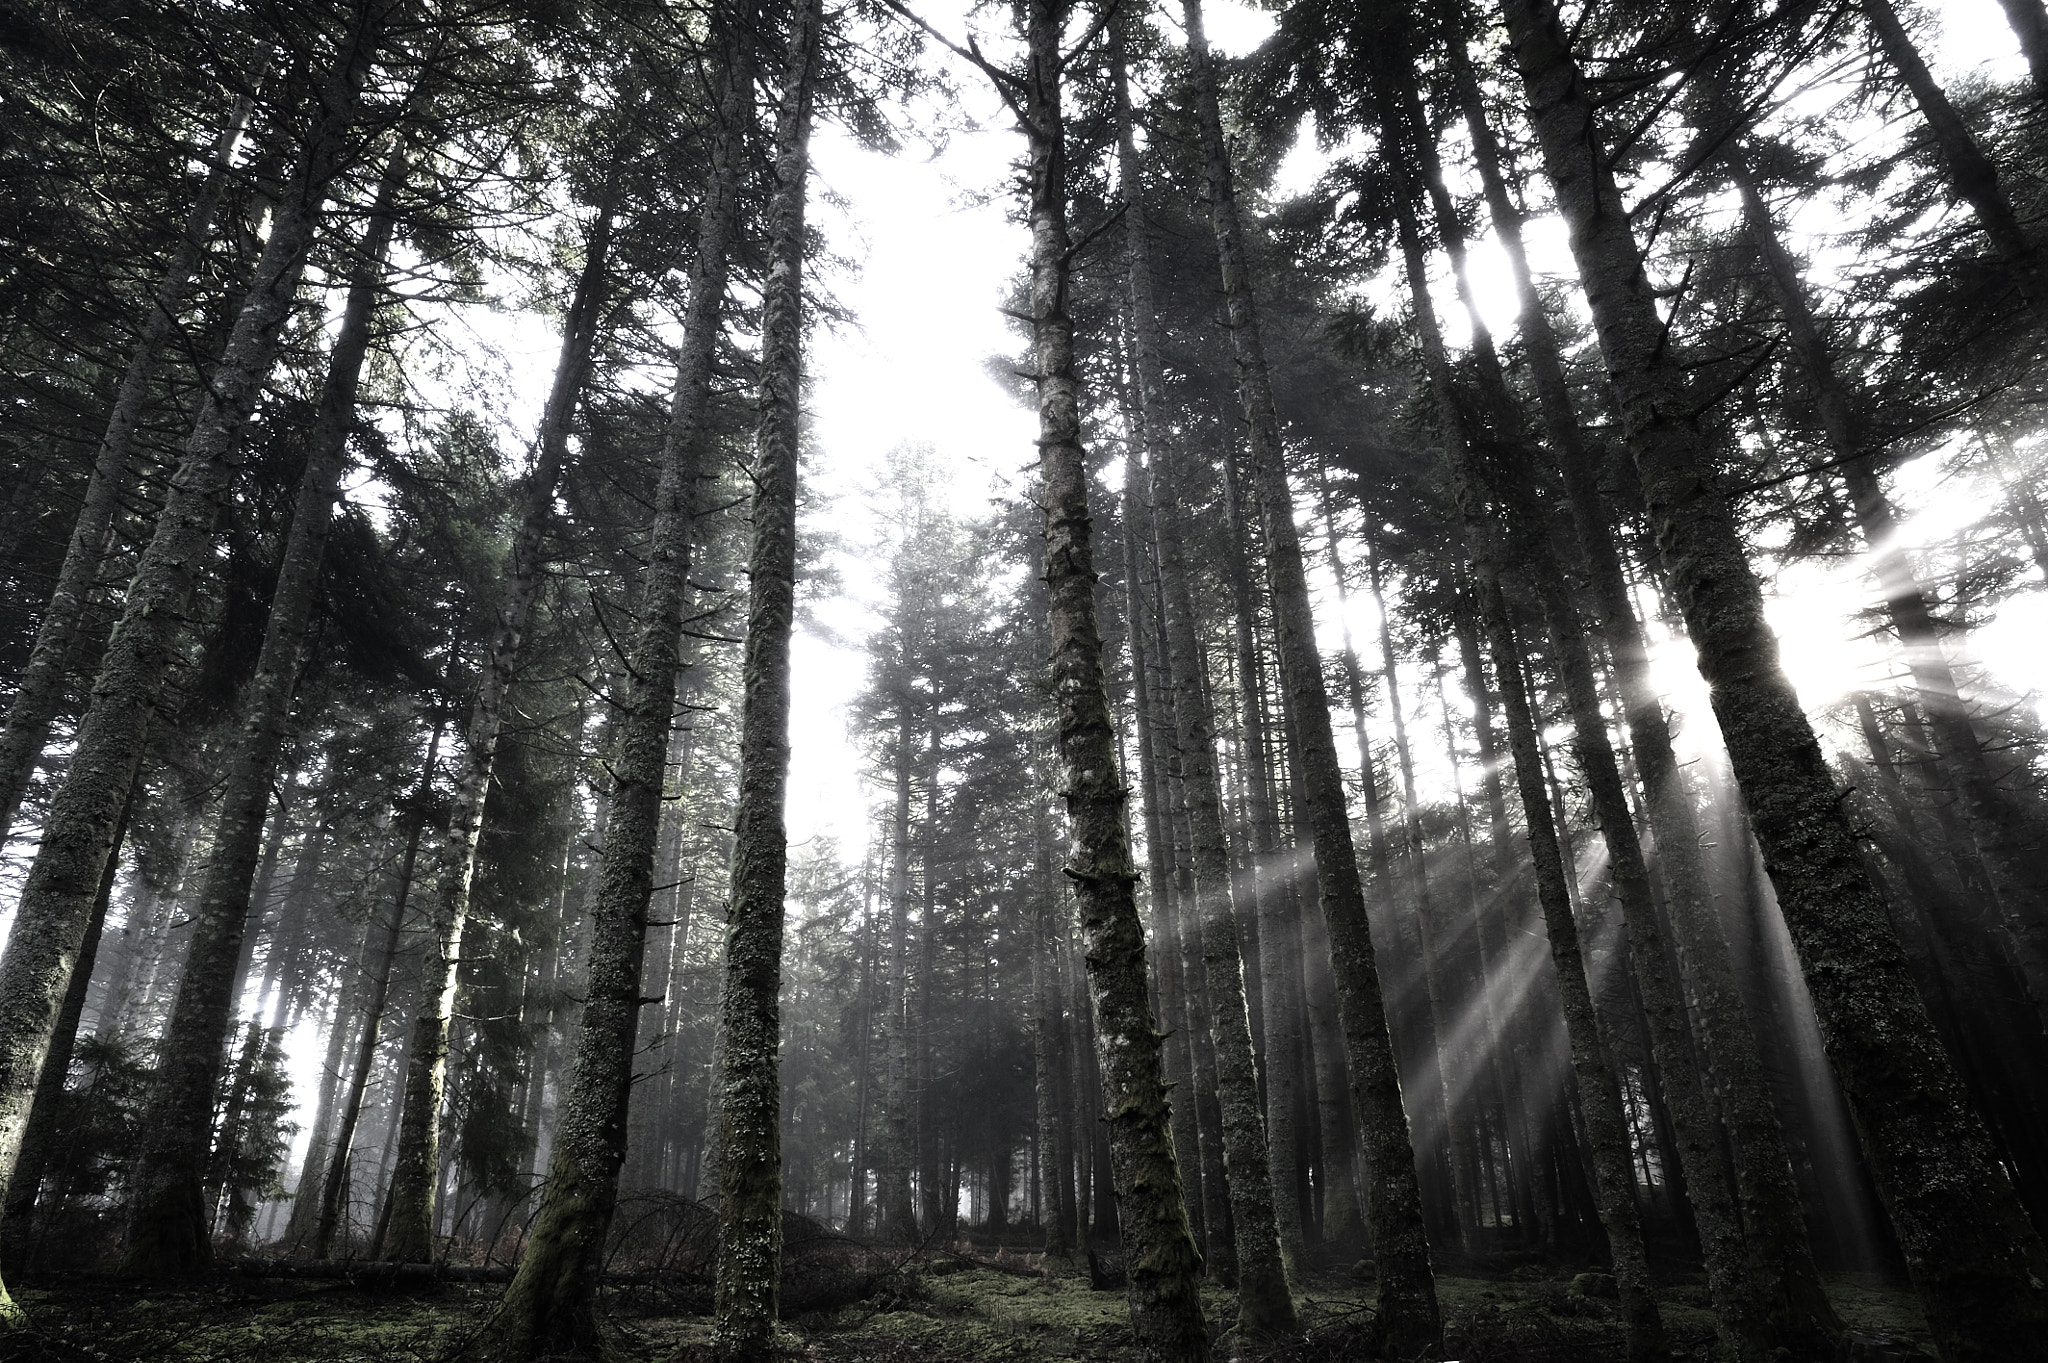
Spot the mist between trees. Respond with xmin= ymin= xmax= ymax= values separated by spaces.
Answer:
xmin=0 ymin=0 xmax=2046 ymax=1361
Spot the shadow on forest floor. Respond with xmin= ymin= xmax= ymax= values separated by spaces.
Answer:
xmin=0 ymin=1259 xmax=1935 ymax=1362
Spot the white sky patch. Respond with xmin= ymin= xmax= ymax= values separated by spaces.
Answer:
xmin=791 ymin=106 xmax=1033 ymax=857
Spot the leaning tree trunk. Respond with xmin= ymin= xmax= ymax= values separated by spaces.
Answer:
xmin=1994 ymin=0 xmax=2048 ymax=104
xmin=1011 ymin=1 xmax=1210 ymax=1355
xmin=1448 ymin=32 xmax=1840 ymax=1348
xmin=712 ymin=2 xmax=820 ymax=1355
xmin=1114 ymin=40 xmax=1293 ymax=1332
xmin=0 ymin=787 xmax=132 ymax=1273
xmin=1379 ymin=74 xmax=1773 ymax=1346
xmin=1498 ymin=0 xmax=2048 ymax=1353
xmin=0 ymin=88 xmax=255 ymax=846
xmin=379 ymin=177 xmax=621 ymax=1267
xmin=1178 ymin=0 xmax=1439 ymax=1349
xmin=0 ymin=8 xmax=387 ymax=1317
xmin=469 ymin=16 xmax=749 ymax=1359
xmin=121 ymin=142 xmax=410 ymax=1279
xmin=1730 ymin=156 xmax=2048 ymax=1020
xmin=1860 ymin=0 xmax=2048 ymax=332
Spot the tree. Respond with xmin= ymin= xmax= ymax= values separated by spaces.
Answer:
xmin=1495 ymin=0 xmax=2048 ymax=1352
xmin=712 ymin=0 xmax=822 ymax=1354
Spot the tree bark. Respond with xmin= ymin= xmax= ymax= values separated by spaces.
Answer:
xmin=1178 ymin=0 xmax=1440 ymax=1348
xmin=1013 ymin=1 xmax=1210 ymax=1354
xmin=1122 ymin=479 xmax=1209 ymax=1260
xmin=1497 ymin=0 xmax=2048 ymax=1352
xmin=1219 ymin=452 xmax=1309 ymax=1276
xmin=712 ymin=3 xmax=820 ymax=1353
xmin=380 ymin=176 xmax=620 ymax=1267
xmin=0 ymin=7 xmax=388 ymax=1316
xmin=1032 ymin=801 xmax=1076 ymax=1258
xmin=121 ymin=140 xmax=410 ymax=1278
xmin=471 ymin=12 xmax=749 ymax=1354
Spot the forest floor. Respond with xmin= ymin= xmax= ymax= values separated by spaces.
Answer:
xmin=0 ymin=1253 xmax=1936 ymax=1362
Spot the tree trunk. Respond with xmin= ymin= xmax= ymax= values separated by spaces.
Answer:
xmin=121 ymin=141 xmax=410 ymax=1278
xmin=1860 ymin=0 xmax=2048 ymax=331
xmin=315 ymin=726 xmax=442 ymax=1260
xmin=1122 ymin=481 xmax=1209 ymax=1260
xmin=1363 ymin=534 xmax=1471 ymax=1252
xmin=1991 ymin=0 xmax=2048 ymax=103
xmin=1498 ymin=0 xmax=2048 ymax=1352
xmin=1474 ymin=562 xmax=1670 ymax=1363
xmin=285 ymin=923 xmax=369 ymax=1250
xmin=471 ymin=14 xmax=750 ymax=1355
xmin=1032 ymin=801 xmax=1076 ymax=1258
xmin=1219 ymin=452 xmax=1310 ymax=1276
xmin=380 ymin=177 xmax=620 ymax=1267
xmin=0 ymin=785 xmax=132 ymax=1273
xmin=1014 ymin=1 xmax=1209 ymax=1354
xmin=1731 ymin=155 xmax=2048 ymax=1022
xmin=1152 ymin=605 xmax=1236 ymax=1278
xmin=1115 ymin=49 xmax=1292 ymax=1330
xmin=0 ymin=88 xmax=255 ymax=845
xmin=712 ymin=4 xmax=820 ymax=1353
xmin=1380 ymin=64 xmax=1776 ymax=1338
xmin=879 ymin=710 xmax=918 ymax=1238
xmin=1178 ymin=0 xmax=1439 ymax=1348
xmin=0 ymin=9 xmax=387 ymax=1316
xmin=1448 ymin=32 xmax=1839 ymax=1343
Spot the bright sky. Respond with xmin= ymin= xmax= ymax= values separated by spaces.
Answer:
xmin=787 ymin=0 xmax=1291 ymax=856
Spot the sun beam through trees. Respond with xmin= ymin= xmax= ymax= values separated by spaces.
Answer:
xmin=1 ymin=1 xmax=2047 ymax=1361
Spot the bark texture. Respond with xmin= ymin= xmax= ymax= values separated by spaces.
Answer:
xmin=712 ymin=3 xmax=820 ymax=1355
xmin=1017 ymin=2 xmax=1210 ymax=1355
